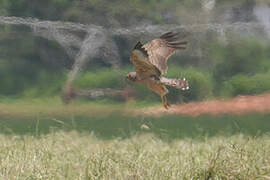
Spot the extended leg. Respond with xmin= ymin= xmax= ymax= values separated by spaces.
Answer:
xmin=161 ymin=95 xmax=170 ymax=109
xmin=163 ymin=95 xmax=171 ymax=108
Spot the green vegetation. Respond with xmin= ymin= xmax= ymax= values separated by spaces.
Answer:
xmin=0 ymin=101 xmax=270 ymax=179
xmin=0 ymin=1 xmax=270 ymax=179
xmin=212 ymin=39 xmax=267 ymax=80
xmin=211 ymin=39 xmax=270 ymax=97
xmin=73 ymin=68 xmax=127 ymax=89
xmin=166 ymin=67 xmax=214 ymax=102
xmin=220 ymin=72 xmax=270 ymax=96
xmin=0 ymin=131 xmax=270 ymax=179
xmin=0 ymin=1 xmax=270 ymax=103
xmin=0 ymin=100 xmax=269 ymax=139
xmin=1 ymin=18 xmax=270 ymax=102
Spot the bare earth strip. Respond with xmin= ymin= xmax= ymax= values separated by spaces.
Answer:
xmin=144 ymin=93 xmax=270 ymax=117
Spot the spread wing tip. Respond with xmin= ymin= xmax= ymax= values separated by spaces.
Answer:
xmin=160 ymin=31 xmax=188 ymax=49
xmin=167 ymin=41 xmax=188 ymax=49
xmin=160 ymin=31 xmax=175 ymax=39
xmin=160 ymin=31 xmax=187 ymax=38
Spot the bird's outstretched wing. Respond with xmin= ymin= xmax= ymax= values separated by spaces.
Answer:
xmin=142 ymin=32 xmax=188 ymax=75
xmin=130 ymin=42 xmax=161 ymax=80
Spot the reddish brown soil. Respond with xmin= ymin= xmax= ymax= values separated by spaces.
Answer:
xmin=144 ymin=93 xmax=270 ymax=117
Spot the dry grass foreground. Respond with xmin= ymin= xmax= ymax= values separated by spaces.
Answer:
xmin=144 ymin=93 xmax=270 ymax=117
xmin=0 ymin=131 xmax=269 ymax=179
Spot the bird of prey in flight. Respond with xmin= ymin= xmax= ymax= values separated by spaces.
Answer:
xmin=126 ymin=32 xmax=189 ymax=109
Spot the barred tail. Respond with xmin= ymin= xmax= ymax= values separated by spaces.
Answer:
xmin=160 ymin=77 xmax=189 ymax=90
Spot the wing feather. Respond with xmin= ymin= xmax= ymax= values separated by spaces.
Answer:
xmin=143 ymin=32 xmax=188 ymax=74
xmin=130 ymin=42 xmax=161 ymax=80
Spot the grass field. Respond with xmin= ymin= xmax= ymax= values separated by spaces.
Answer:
xmin=0 ymin=132 xmax=270 ymax=179
xmin=0 ymin=98 xmax=270 ymax=179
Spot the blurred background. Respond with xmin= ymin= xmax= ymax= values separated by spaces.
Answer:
xmin=0 ymin=0 xmax=270 ymax=104
xmin=0 ymin=0 xmax=270 ymax=137
xmin=1 ymin=2 xmax=270 ymax=178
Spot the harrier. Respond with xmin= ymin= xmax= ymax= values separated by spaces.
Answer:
xmin=126 ymin=32 xmax=189 ymax=109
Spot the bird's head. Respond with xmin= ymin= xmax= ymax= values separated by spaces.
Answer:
xmin=125 ymin=72 xmax=137 ymax=82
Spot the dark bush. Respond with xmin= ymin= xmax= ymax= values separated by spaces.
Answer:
xmin=212 ymin=38 xmax=266 ymax=81
xmin=220 ymin=71 xmax=270 ymax=97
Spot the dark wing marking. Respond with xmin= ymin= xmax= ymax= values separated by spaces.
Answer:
xmin=134 ymin=41 xmax=148 ymax=57
xmin=130 ymin=45 xmax=161 ymax=80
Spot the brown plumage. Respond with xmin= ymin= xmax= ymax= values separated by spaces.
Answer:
xmin=126 ymin=32 xmax=189 ymax=109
